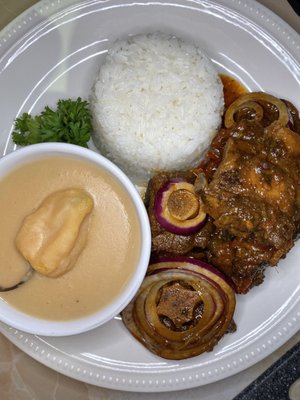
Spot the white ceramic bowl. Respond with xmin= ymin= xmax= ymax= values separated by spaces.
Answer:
xmin=0 ymin=143 xmax=151 ymax=336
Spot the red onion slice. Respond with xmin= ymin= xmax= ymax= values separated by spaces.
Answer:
xmin=121 ymin=256 xmax=236 ymax=360
xmin=224 ymin=92 xmax=289 ymax=128
xmin=282 ymin=99 xmax=295 ymax=131
xmin=149 ymin=255 xmax=237 ymax=291
xmin=153 ymin=179 xmax=207 ymax=235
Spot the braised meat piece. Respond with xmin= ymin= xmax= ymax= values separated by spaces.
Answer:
xmin=201 ymin=120 xmax=300 ymax=292
xmin=145 ymin=170 xmax=213 ymax=255
xmin=145 ymin=94 xmax=300 ymax=294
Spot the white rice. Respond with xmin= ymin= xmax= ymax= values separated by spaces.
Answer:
xmin=91 ymin=32 xmax=224 ymax=184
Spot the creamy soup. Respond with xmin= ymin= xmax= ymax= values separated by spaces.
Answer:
xmin=0 ymin=156 xmax=141 ymax=320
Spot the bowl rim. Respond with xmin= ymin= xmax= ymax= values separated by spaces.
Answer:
xmin=0 ymin=143 xmax=151 ymax=336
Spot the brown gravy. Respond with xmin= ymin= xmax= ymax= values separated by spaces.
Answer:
xmin=0 ymin=156 xmax=141 ymax=320
xmin=220 ymin=74 xmax=248 ymax=108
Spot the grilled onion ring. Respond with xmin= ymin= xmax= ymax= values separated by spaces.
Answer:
xmin=224 ymin=92 xmax=289 ymax=128
xmin=121 ymin=256 xmax=236 ymax=360
xmin=153 ymin=179 xmax=207 ymax=235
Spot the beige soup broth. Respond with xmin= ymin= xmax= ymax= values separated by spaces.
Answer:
xmin=0 ymin=156 xmax=141 ymax=320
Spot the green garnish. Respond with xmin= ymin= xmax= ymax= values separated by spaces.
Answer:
xmin=12 ymin=97 xmax=92 ymax=148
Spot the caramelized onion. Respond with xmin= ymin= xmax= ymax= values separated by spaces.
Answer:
xmin=153 ymin=179 xmax=207 ymax=235
xmin=282 ymin=99 xmax=295 ymax=131
xmin=224 ymin=92 xmax=289 ymax=128
xmin=121 ymin=256 xmax=236 ymax=360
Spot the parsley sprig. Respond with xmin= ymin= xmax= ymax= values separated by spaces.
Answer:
xmin=12 ymin=98 xmax=92 ymax=148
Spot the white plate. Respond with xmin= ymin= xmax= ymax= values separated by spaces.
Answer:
xmin=0 ymin=0 xmax=299 ymax=393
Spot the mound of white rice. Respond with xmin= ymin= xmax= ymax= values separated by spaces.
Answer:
xmin=91 ymin=32 xmax=224 ymax=183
